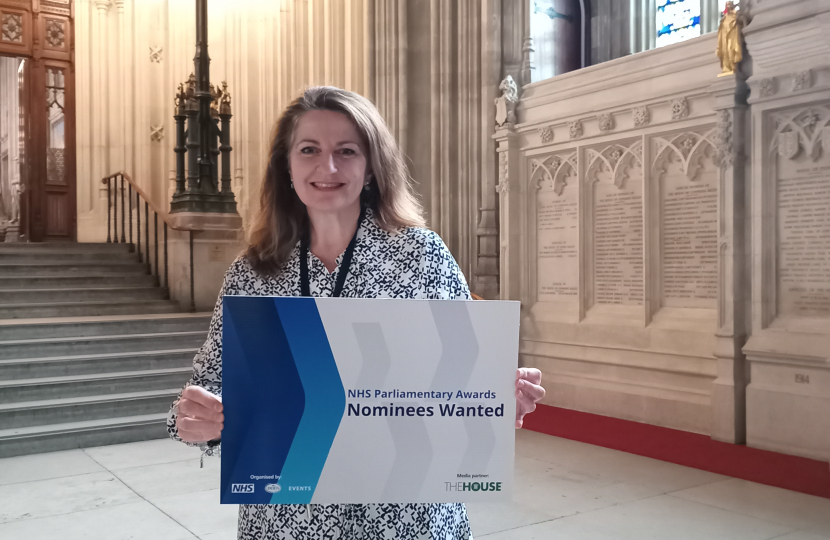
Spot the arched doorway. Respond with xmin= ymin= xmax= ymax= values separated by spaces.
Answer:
xmin=0 ymin=0 xmax=75 ymax=242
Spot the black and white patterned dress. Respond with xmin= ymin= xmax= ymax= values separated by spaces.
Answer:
xmin=167 ymin=209 xmax=474 ymax=540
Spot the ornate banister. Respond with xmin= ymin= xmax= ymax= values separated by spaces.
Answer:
xmin=101 ymin=171 xmax=198 ymax=312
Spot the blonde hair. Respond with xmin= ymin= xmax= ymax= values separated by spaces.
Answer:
xmin=246 ymin=86 xmax=425 ymax=276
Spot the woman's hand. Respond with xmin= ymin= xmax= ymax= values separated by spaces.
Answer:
xmin=515 ymin=368 xmax=545 ymax=429
xmin=176 ymin=385 xmax=224 ymax=443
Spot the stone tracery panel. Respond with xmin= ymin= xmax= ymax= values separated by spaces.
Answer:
xmin=532 ymin=153 xmax=579 ymax=301
xmin=771 ymin=106 xmax=830 ymax=318
xmin=653 ymin=130 xmax=719 ymax=308
xmin=587 ymin=141 xmax=644 ymax=306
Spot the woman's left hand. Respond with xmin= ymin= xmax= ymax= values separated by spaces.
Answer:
xmin=515 ymin=368 xmax=545 ymax=429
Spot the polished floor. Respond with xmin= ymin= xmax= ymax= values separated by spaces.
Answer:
xmin=0 ymin=429 xmax=828 ymax=539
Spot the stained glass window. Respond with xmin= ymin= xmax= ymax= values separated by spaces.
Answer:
xmin=530 ymin=0 xmax=557 ymax=82
xmin=656 ymin=0 xmax=701 ymax=48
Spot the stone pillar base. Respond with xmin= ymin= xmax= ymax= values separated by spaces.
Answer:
xmin=4 ymin=223 xmax=20 ymax=243
xmin=167 ymin=212 xmax=244 ymax=312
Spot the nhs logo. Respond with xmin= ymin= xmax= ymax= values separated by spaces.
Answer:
xmin=231 ymin=484 xmax=255 ymax=494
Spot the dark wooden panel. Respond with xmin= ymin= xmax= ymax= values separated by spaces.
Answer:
xmin=40 ymin=60 xmax=73 ymax=239
xmin=3 ymin=0 xmax=76 ymax=241
xmin=45 ymin=189 xmax=67 ymax=235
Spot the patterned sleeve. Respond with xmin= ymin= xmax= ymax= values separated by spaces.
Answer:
xmin=418 ymin=230 xmax=472 ymax=300
xmin=166 ymin=258 xmax=241 ymax=445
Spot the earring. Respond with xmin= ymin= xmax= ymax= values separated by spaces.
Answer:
xmin=364 ymin=175 xmax=372 ymax=191
xmin=289 ymin=172 xmax=294 ymax=190
xmin=290 ymin=181 xmax=295 ymax=190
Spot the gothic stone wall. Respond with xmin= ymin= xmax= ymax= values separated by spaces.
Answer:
xmin=499 ymin=34 xmax=744 ymax=439
xmin=741 ymin=0 xmax=830 ymax=462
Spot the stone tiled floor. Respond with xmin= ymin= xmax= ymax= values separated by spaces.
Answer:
xmin=1 ymin=429 xmax=828 ymax=539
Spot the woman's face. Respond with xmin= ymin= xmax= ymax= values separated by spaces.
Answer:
xmin=289 ymin=110 xmax=368 ymax=217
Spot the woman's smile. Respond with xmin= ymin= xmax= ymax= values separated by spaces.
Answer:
xmin=310 ymin=181 xmax=347 ymax=190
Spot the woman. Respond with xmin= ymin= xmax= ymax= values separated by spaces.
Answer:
xmin=167 ymin=86 xmax=545 ymax=539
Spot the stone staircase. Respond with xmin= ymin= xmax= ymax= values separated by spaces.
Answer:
xmin=0 ymin=242 xmax=210 ymax=458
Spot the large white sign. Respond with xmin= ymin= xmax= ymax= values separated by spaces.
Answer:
xmin=221 ymin=296 xmax=519 ymax=504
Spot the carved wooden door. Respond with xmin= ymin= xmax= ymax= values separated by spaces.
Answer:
xmin=0 ymin=0 xmax=74 ymax=241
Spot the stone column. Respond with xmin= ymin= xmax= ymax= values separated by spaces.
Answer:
xmin=519 ymin=1 xmax=533 ymax=87
xmin=701 ymin=0 xmax=720 ymax=35
xmin=114 ymin=0 xmax=127 ymax=171
xmin=494 ymin=128 xmax=522 ymax=301
xmin=709 ymin=74 xmax=750 ymax=444
xmin=94 ymin=0 xmax=110 ymax=213
xmin=629 ymin=0 xmax=656 ymax=55
xmin=372 ymin=0 xmax=407 ymax=151
xmin=474 ymin=0 xmax=501 ymax=299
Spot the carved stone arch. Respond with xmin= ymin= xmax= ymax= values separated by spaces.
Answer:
xmin=531 ymin=153 xmax=576 ymax=196
xmin=587 ymin=140 xmax=642 ymax=188
xmin=770 ymin=106 xmax=830 ymax=162
xmin=652 ymin=130 xmax=718 ymax=181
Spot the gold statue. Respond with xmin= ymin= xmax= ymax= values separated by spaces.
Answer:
xmin=717 ymin=1 xmax=743 ymax=76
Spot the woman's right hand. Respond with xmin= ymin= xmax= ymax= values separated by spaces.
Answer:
xmin=176 ymin=385 xmax=224 ymax=443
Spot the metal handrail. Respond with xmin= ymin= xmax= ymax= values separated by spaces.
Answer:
xmin=101 ymin=171 xmax=197 ymax=312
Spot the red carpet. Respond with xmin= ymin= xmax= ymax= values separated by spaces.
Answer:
xmin=523 ymin=404 xmax=830 ymax=499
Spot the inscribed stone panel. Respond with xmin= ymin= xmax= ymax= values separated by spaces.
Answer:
xmin=658 ymin=143 xmax=719 ymax=308
xmin=589 ymin=144 xmax=644 ymax=306
xmin=534 ymin=155 xmax=579 ymax=301
xmin=773 ymin=107 xmax=830 ymax=318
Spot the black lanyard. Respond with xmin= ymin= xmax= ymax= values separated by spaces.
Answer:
xmin=300 ymin=207 xmax=365 ymax=298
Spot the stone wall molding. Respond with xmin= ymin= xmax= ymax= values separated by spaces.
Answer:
xmin=671 ymin=97 xmax=690 ymax=120
xmin=792 ymin=69 xmax=812 ymax=91
xmin=567 ymin=120 xmax=582 ymax=140
xmin=715 ymin=109 xmax=734 ymax=169
xmin=597 ymin=113 xmax=615 ymax=132
xmin=632 ymin=105 xmax=650 ymax=127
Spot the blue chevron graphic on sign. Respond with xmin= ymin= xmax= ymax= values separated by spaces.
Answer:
xmin=270 ymin=298 xmax=346 ymax=503
xmin=221 ymin=296 xmax=345 ymax=504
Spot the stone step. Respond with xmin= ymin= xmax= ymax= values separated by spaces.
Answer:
xmin=0 ymin=251 xmax=141 ymax=263
xmin=0 ymin=242 xmax=134 ymax=253
xmin=0 ymin=274 xmax=158 ymax=290
xmin=0 ymin=262 xmax=150 ymax=277
xmin=0 ymin=299 xmax=180 ymax=319
xmin=0 ymin=413 xmax=169 ymax=458
xmin=0 ymin=368 xmax=192 ymax=404
xmin=0 ymin=286 xmax=168 ymax=304
xmin=0 ymin=389 xmax=179 ymax=429
xmin=0 ymin=331 xmax=206 ymax=360
xmin=0 ymin=241 xmax=194 ymax=456
xmin=0 ymin=313 xmax=210 ymax=340
xmin=0 ymin=349 xmax=196 ymax=380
